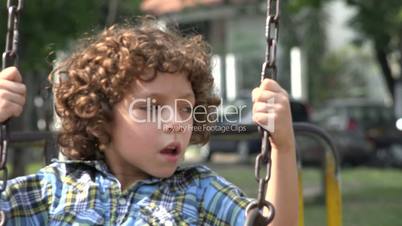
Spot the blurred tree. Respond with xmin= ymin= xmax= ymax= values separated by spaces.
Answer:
xmin=291 ymin=0 xmax=402 ymax=101
xmin=278 ymin=0 xmax=328 ymax=105
xmin=345 ymin=0 xmax=402 ymax=100
xmin=321 ymin=45 xmax=380 ymax=99
xmin=1 ymin=0 xmax=142 ymax=72
xmin=0 ymin=0 xmax=142 ymax=177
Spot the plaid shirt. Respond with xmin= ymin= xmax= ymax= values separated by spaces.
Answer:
xmin=0 ymin=160 xmax=253 ymax=225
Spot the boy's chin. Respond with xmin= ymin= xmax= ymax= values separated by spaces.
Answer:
xmin=149 ymin=166 xmax=178 ymax=179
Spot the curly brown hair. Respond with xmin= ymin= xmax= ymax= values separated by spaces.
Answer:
xmin=50 ymin=18 xmax=221 ymax=160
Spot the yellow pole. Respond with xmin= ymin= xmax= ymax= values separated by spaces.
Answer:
xmin=298 ymin=168 xmax=305 ymax=226
xmin=325 ymin=151 xmax=343 ymax=226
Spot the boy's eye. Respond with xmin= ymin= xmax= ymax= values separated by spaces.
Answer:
xmin=137 ymin=105 xmax=191 ymax=114
xmin=182 ymin=107 xmax=193 ymax=114
xmin=137 ymin=105 xmax=149 ymax=111
xmin=137 ymin=104 xmax=160 ymax=110
xmin=153 ymin=104 xmax=162 ymax=109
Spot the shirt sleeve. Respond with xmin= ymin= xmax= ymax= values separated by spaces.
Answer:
xmin=201 ymin=174 xmax=254 ymax=226
xmin=0 ymin=167 xmax=53 ymax=225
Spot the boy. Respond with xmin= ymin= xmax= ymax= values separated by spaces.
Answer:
xmin=0 ymin=19 xmax=297 ymax=226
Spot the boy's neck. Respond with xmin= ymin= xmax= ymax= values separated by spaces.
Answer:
xmin=114 ymin=173 xmax=149 ymax=191
xmin=104 ymin=157 xmax=150 ymax=191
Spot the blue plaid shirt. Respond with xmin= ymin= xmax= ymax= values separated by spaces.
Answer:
xmin=0 ymin=160 xmax=253 ymax=225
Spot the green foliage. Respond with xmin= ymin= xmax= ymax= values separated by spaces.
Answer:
xmin=320 ymin=45 xmax=379 ymax=100
xmin=293 ymin=0 xmax=402 ymax=61
xmin=0 ymin=0 xmax=142 ymax=72
xmin=1 ymin=0 xmax=102 ymax=72
xmin=278 ymin=0 xmax=329 ymax=105
xmin=288 ymin=0 xmax=325 ymax=12
xmin=282 ymin=0 xmax=402 ymax=103
xmin=346 ymin=0 xmax=402 ymax=48
xmin=0 ymin=0 xmax=142 ymax=134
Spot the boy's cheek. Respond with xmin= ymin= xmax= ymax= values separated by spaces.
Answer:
xmin=127 ymin=109 xmax=148 ymax=122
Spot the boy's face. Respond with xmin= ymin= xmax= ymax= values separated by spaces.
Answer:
xmin=105 ymin=70 xmax=195 ymax=180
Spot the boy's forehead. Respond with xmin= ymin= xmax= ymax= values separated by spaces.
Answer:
xmin=133 ymin=89 xmax=195 ymax=100
xmin=128 ymin=72 xmax=195 ymax=100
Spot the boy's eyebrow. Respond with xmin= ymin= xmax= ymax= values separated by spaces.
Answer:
xmin=178 ymin=93 xmax=195 ymax=99
xmin=138 ymin=91 xmax=195 ymax=101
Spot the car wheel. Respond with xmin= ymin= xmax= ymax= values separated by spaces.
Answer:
xmin=388 ymin=144 xmax=402 ymax=167
xmin=374 ymin=145 xmax=402 ymax=168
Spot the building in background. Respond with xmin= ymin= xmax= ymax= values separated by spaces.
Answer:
xmin=140 ymin=0 xmax=392 ymax=107
xmin=141 ymin=0 xmax=267 ymax=105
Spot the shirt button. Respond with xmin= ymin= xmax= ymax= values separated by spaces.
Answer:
xmin=119 ymin=198 xmax=126 ymax=205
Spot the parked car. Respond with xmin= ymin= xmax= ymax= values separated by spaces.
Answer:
xmin=312 ymin=99 xmax=402 ymax=166
xmin=201 ymin=96 xmax=312 ymax=162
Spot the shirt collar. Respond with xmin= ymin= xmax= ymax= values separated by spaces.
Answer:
xmin=51 ymin=158 xmax=164 ymax=186
xmin=52 ymin=158 xmax=110 ymax=174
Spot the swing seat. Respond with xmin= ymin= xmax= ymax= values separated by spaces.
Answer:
xmin=8 ymin=131 xmax=59 ymax=164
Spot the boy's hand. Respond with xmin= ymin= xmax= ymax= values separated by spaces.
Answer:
xmin=252 ymin=78 xmax=294 ymax=151
xmin=0 ymin=67 xmax=26 ymax=123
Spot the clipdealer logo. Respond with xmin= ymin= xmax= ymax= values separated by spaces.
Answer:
xmin=127 ymin=97 xmax=275 ymax=133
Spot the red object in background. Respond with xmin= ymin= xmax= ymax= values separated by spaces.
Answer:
xmin=346 ymin=117 xmax=359 ymax=132
xmin=140 ymin=0 xmax=259 ymax=15
xmin=141 ymin=0 xmax=222 ymax=15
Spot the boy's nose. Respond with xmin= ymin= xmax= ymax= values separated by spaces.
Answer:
xmin=162 ymin=122 xmax=185 ymax=134
xmin=159 ymin=105 xmax=191 ymax=133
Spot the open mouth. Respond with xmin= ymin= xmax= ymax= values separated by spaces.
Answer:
xmin=160 ymin=147 xmax=179 ymax=155
xmin=160 ymin=142 xmax=181 ymax=156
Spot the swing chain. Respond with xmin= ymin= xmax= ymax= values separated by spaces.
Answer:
xmin=245 ymin=0 xmax=280 ymax=225
xmin=1 ymin=0 xmax=23 ymax=182
xmin=2 ymin=0 xmax=23 ymax=70
xmin=0 ymin=1 xmax=23 ymax=224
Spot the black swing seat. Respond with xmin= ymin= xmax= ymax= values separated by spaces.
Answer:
xmin=8 ymin=131 xmax=59 ymax=165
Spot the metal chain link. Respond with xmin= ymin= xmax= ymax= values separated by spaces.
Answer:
xmin=1 ymin=0 xmax=23 ymax=224
xmin=245 ymin=0 xmax=280 ymax=225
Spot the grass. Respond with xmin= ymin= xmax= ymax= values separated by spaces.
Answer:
xmin=208 ymin=163 xmax=402 ymax=226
